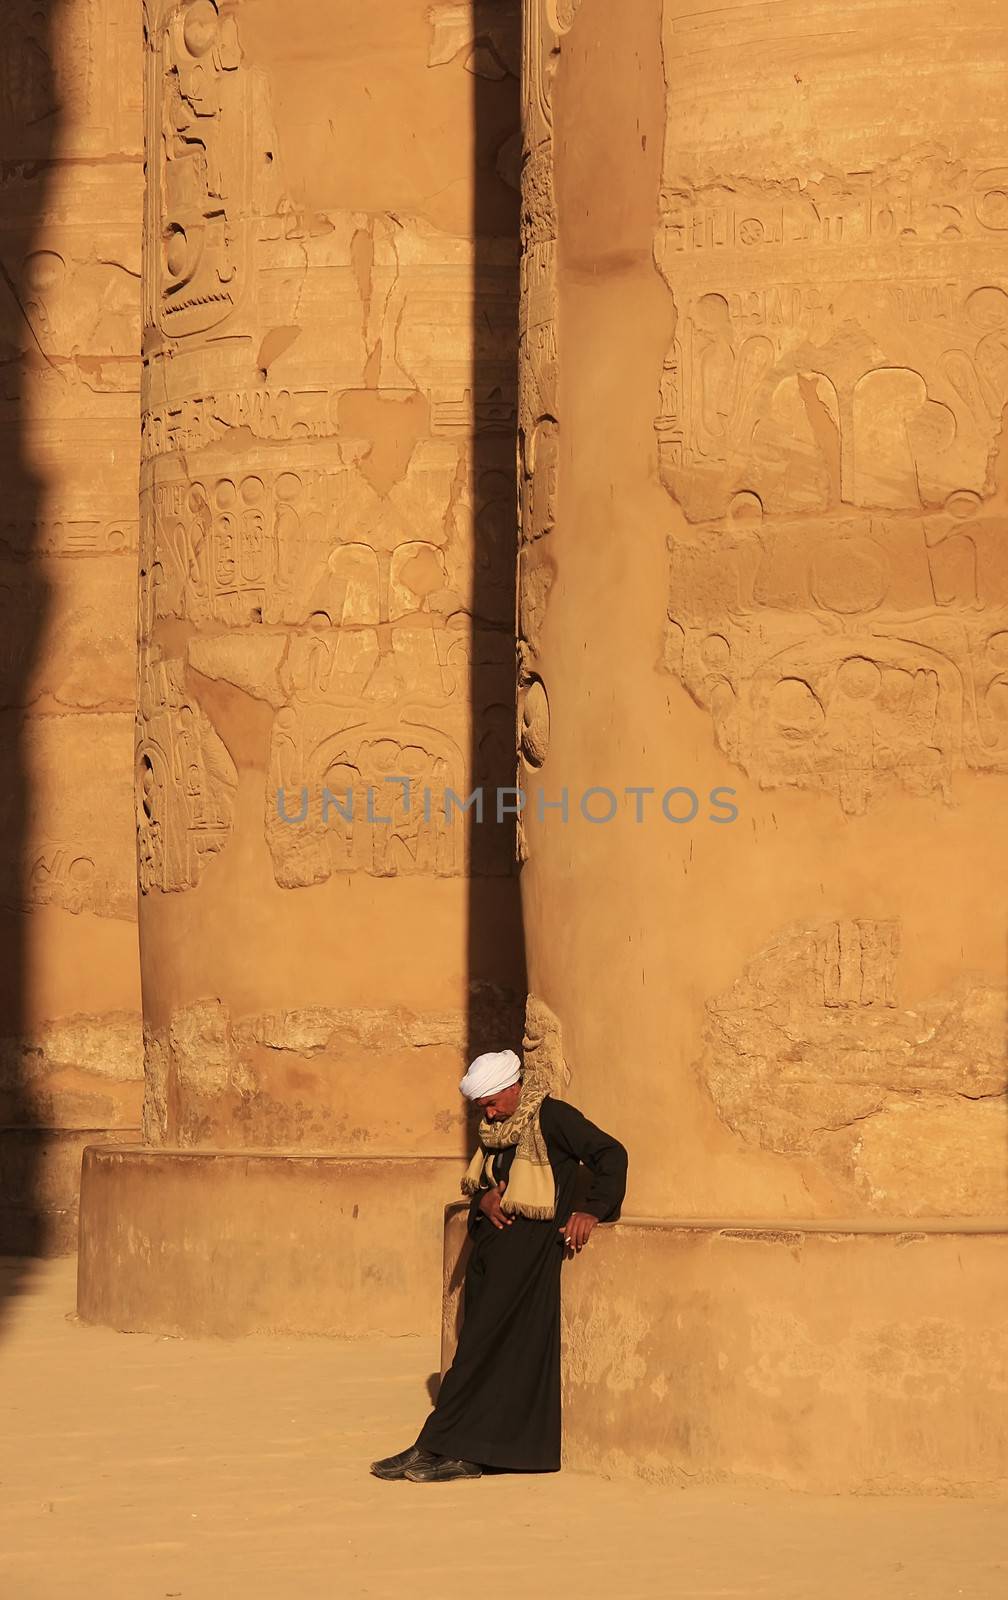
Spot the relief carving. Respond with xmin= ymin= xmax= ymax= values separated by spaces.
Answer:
xmin=663 ymin=490 xmax=1008 ymax=811
xmin=267 ymin=707 xmax=467 ymax=886
xmin=136 ymin=653 xmax=238 ymax=892
xmin=517 ymin=1 xmax=580 ymax=852
xmin=522 ymin=992 xmax=571 ymax=1098
xmin=138 ymin=5 xmax=519 ymax=894
xmin=139 ymin=440 xmax=486 ymax=630
xmin=141 ymin=210 xmax=518 ymax=467
xmin=699 ymin=920 xmax=1008 ymax=1213
xmin=656 ymin=111 xmax=1008 ymax=810
xmin=145 ymin=0 xmax=249 ymax=342
xmin=656 ymin=157 xmax=1008 ymax=520
xmin=0 ymin=714 xmax=138 ymax=921
xmin=141 ymin=377 xmax=514 ymax=875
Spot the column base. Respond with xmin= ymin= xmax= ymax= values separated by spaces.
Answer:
xmin=78 ymin=1146 xmax=465 ymax=1338
xmin=441 ymin=1206 xmax=1008 ymax=1494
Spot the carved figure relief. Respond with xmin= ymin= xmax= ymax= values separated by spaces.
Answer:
xmin=150 ymin=433 xmax=515 ymax=884
xmin=138 ymin=6 xmax=520 ymax=892
xmin=657 ymin=133 xmax=1008 ymax=809
xmin=656 ymin=157 xmax=1008 ymax=519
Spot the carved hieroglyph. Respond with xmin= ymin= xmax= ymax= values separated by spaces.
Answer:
xmin=140 ymin=0 xmax=517 ymax=888
xmin=136 ymin=655 xmax=237 ymax=893
xmin=655 ymin=164 xmax=1008 ymax=519
xmin=516 ymin=1 xmax=582 ymax=852
xmin=143 ymin=0 xmax=248 ymax=342
xmin=699 ymin=920 xmax=1008 ymax=1213
xmin=655 ymin=5 xmax=1008 ymax=812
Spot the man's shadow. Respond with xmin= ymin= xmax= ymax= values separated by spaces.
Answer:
xmin=425 ymin=1226 xmax=474 ymax=1403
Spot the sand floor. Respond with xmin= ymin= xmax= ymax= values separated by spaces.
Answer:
xmin=0 ymin=1257 xmax=1004 ymax=1600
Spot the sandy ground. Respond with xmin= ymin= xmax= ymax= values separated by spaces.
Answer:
xmin=0 ymin=1259 xmax=1005 ymax=1600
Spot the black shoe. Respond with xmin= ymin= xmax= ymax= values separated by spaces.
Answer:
xmin=404 ymin=1455 xmax=483 ymax=1482
xmin=369 ymin=1445 xmax=436 ymax=1480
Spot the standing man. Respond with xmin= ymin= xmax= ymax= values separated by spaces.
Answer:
xmin=370 ymin=1047 xmax=628 ymax=1482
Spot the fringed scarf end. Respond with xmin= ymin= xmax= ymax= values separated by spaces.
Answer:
xmin=502 ymin=1202 xmax=557 ymax=1221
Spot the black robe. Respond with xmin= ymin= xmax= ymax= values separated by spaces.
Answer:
xmin=414 ymin=1095 xmax=628 ymax=1471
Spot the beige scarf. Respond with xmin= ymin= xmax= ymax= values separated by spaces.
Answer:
xmin=461 ymin=1077 xmax=556 ymax=1220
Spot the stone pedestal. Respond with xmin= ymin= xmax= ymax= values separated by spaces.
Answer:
xmin=441 ymin=1205 xmax=1008 ymax=1492
xmin=79 ymin=1149 xmax=465 ymax=1336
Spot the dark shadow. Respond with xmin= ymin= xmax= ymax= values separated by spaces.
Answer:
xmin=466 ymin=1 xmax=527 ymax=1074
xmin=0 ymin=1 xmax=61 ymax=1320
xmin=427 ymin=1220 xmax=473 ymax=1404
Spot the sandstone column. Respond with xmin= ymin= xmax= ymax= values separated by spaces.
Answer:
xmin=0 ymin=0 xmax=144 ymax=1258
xmin=77 ymin=0 xmax=523 ymax=1336
xmin=514 ymin=0 xmax=1008 ymax=1489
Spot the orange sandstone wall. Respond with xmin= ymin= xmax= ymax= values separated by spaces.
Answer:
xmin=0 ymin=0 xmax=144 ymax=1251
xmin=519 ymin=0 xmax=1008 ymax=1219
xmin=137 ymin=0 xmax=524 ymax=1154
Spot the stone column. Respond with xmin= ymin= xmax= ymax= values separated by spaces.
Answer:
xmin=515 ymin=0 xmax=1008 ymax=1488
xmin=0 ymin=0 xmax=144 ymax=1257
xmin=77 ymin=0 xmax=523 ymax=1336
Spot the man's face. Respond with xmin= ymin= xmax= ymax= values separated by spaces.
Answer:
xmin=475 ymin=1078 xmax=522 ymax=1121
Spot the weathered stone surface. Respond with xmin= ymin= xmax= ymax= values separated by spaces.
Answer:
xmin=0 ymin=1013 xmax=143 ymax=1131
xmin=441 ymin=1204 xmax=1008 ymax=1494
xmin=522 ymin=991 xmax=571 ymax=1096
xmin=0 ymin=0 xmax=144 ymax=1252
xmin=64 ymin=0 xmax=1008 ymax=1498
xmin=561 ymin=1220 xmax=1008 ymax=1494
xmin=0 ymin=712 xmax=139 ymax=923
xmin=699 ymin=921 xmax=1008 ymax=1212
xmin=141 ymin=985 xmax=522 ymax=1151
xmin=519 ymin=0 xmax=1008 ymax=1224
xmin=131 ymin=0 xmax=524 ymax=1162
xmin=78 ymin=1146 xmax=467 ymax=1337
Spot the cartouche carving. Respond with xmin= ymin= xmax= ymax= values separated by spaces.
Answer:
xmin=146 ymin=0 xmax=248 ymax=341
xmin=136 ymin=654 xmax=238 ymax=892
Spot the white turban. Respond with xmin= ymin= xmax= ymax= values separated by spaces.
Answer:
xmin=459 ymin=1049 xmax=521 ymax=1100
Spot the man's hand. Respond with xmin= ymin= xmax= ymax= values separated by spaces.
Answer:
xmin=478 ymin=1180 xmax=513 ymax=1229
xmin=559 ymin=1211 xmax=597 ymax=1257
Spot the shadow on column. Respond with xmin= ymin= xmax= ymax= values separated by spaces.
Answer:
xmin=467 ymin=3 xmax=527 ymax=1066
xmin=0 ymin=1 xmax=60 ymax=1324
